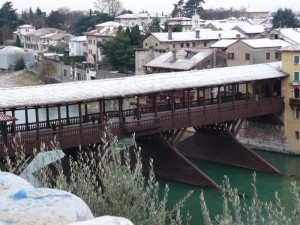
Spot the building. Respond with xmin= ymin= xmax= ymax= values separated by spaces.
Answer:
xmin=83 ymin=21 xmax=123 ymax=63
xmin=115 ymin=13 xmax=153 ymax=29
xmin=143 ymin=29 xmax=245 ymax=51
xmin=204 ymin=20 xmax=250 ymax=31
xmin=281 ymin=43 xmax=300 ymax=153
xmin=13 ymin=24 xmax=36 ymax=45
xmin=23 ymin=28 xmax=71 ymax=52
xmin=144 ymin=48 xmax=227 ymax=74
xmin=211 ymin=38 xmax=290 ymax=67
xmin=270 ymin=28 xmax=300 ymax=45
xmin=240 ymin=9 xmax=270 ymax=19
xmin=167 ymin=17 xmax=193 ymax=31
xmin=232 ymin=25 xmax=265 ymax=39
xmin=39 ymin=31 xmax=74 ymax=52
xmin=69 ymin=36 xmax=87 ymax=57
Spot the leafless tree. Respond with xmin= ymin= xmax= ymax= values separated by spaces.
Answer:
xmin=38 ymin=57 xmax=58 ymax=84
xmin=94 ymin=0 xmax=124 ymax=17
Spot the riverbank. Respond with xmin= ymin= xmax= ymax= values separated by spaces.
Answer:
xmin=0 ymin=70 xmax=43 ymax=88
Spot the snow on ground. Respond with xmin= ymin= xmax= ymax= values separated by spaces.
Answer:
xmin=0 ymin=71 xmax=24 ymax=88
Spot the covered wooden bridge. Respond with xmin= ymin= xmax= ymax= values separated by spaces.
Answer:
xmin=0 ymin=62 xmax=287 ymax=189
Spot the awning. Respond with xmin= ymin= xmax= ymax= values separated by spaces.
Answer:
xmin=0 ymin=112 xmax=16 ymax=122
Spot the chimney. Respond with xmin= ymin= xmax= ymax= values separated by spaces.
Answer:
xmin=195 ymin=30 xmax=200 ymax=38
xmin=236 ymin=34 xmax=241 ymax=39
xmin=168 ymin=28 xmax=172 ymax=40
xmin=218 ymin=33 xmax=222 ymax=40
xmin=172 ymin=49 xmax=176 ymax=62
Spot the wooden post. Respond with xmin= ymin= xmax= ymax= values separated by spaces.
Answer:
xmin=11 ymin=109 xmax=16 ymax=136
xmin=232 ymin=84 xmax=236 ymax=106
xmin=217 ymin=86 xmax=221 ymax=106
xmin=271 ymin=80 xmax=275 ymax=98
xmin=171 ymin=91 xmax=175 ymax=113
xmin=57 ymin=105 xmax=62 ymax=132
xmin=154 ymin=93 xmax=158 ymax=117
xmin=78 ymin=102 xmax=82 ymax=134
xmin=99 ymin=99 xmax=103 ymax=124
xmin=35 ymin=107 xmax=40 ymax=146
xmin=203 ymin=88 xmax=206 ymax=111
xmin=137 ymin=96 xmax=140 ymax=120
xmin=182 ymin=90 xmax=185 ymax=108
xmin=197 ymin=88 xmax=200 ymax=106
xmin=187 ymin=89 xmax=191 ymax=112
xmin=246 ymin=82 xmax=249 ymax=102
xmin=46 ymin=106 xmax=50 ymax=127
xmin=25 ymin=107 xmax=29 ymax=131
xmin=224 ymin=85 xmax=227 ymax=102
xmin=118 ymin=98 xmax=123 ymax=123
xmin=66 ymin=103 xmax=70 ymax=124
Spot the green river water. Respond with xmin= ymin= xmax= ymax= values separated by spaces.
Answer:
xmin=157 ymin=149 xmax=300 ymax=225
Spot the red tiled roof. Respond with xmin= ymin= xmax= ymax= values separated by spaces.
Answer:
xmin=0 ymin=112 xmax=16 ymax=122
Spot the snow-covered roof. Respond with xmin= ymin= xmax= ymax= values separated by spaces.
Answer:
xmin=275 ymin=28 xmax=300 ymax=43
xmin=18 ymin=24 xmax=34 ymax=28
xmin=281 ymin=43 xmax=300 ymax=51
xmin=40 ymin=32 xmax=73 ymax=40
xmin=168 ymin=17 xmax=192 ymax=22
xmin=241 ymin=38 xmax=291 ymax=48
xmin=115 ymin=13 xmax=150 ymax=19
xmin=0 ymin=62 xmax=286 ymax=109
xmin=234 ymin=25 xmax=265 ymax=34
xmin=145 ymin=48 xmax=215 ymax=70
xmin=210 ymin=39 xmax=238 ymax=48
xmin=23 ymin=28 xmax=61 ymax=38
xmin=95 ymin=21 xmax=124 ymax=28
xmin=151 ymin=29 xmax=246 ymax=42
xmin=206 ymin=21 xmax=250 ymax=30
xmin=70 ymin=36 xmax=86 ymax=42
xmin=83 ymin=26 xmax=119 ymax=37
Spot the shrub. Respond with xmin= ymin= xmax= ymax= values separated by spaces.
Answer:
xmin=14 ymin=58 xmax=25 ymax=71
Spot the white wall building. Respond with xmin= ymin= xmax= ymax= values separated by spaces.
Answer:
xmin=69 ymin=36 xmax=87 ymax=57
xmin=13 ymin=24 xmax=36 ymax=44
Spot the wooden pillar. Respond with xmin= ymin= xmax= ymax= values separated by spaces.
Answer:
xmin=78 ymin=102 xmax=82 ymax=134
xmin=271 ymin=80 xmax=275 ymax=98
xmin=258 ymin=81 xmax=262 ymax=100
xmin=118 ymin=98 xmax=123 ymax=123
xmin=246 ymin=82 xmax=249 ymax=102
xmin=217 ymin=86 xmax=221 ymax=106
xmin=66 ymin=103 xmax=70 ymax=124
xmin=232 ymin=84 xmax=236 ymax=106
xmin=137 ymin=96 xmax=140 ymax=120
xmin=103 ymin=100 xmax=106 ymax=114
xmin=187 ymin=89 xmax=191 ymax=112
xmin=210 ymin=87 xmax=214 ymax=104
xmin=203 ymin=88 xmax=206 ymax=110
xmin=35 ymin=107 xmax=40 ymax=145
xmin=154 ymin=93 xmax=158 ymax=117
xmin=224 ymin=85 xmax=227 ymax=102
xmin=57 ymin=105 xmax=62 ymax=131
xmin=171 ymin=91 xmax=175 ymax=113
xmin=182 ymin=90 xmax=185 ymax=108
xmin=46 ymin=106 xmax=50 ymax=127
xmin=98 ymin=99 xmax=103 ymax=124
xmin=197 ymin=88 xmax=200 ymax=106
xmin=25 ymin=107 xmax=29 ymax=131
xmin=11 ymin=109 xmax=16 ymax=135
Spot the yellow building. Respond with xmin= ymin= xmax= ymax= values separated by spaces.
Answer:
xmin=281 ymin=43 xmax=300 ymax=153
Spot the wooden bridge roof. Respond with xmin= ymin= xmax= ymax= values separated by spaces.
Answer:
xmin=0 ymin=62 xmax=286 ymax=109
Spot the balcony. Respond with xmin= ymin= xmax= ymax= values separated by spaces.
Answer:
xmin=289 ymin=98 xmax=300 ymax=107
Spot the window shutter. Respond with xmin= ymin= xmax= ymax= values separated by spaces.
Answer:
xmin=294 ymin=72 xmax=299 ymax=83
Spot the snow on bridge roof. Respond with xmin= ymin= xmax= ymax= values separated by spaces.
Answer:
xmin=0 ymin=62 xmax=286 ymax=109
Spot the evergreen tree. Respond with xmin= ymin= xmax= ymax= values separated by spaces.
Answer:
xmin=98 ymin=31 xmax=134 ymax=73
xmin=0 ymin=1 xmax=18 ymax=29
xmin=15 ymin=35 xmax=21 ymax=47
xmin=0 ymin=29 xmax=3 ymax=45
xmin=130 ymin=25 xmax=142 ymax=47
xmin=145 ymin=17 xmax=161 ymax=34
xmin=47 ymin=10 xmax=64 ymax=29
xmin=183 ymin=0 xmax=204 ymax=18
xmin=171 ymin=0 xmax=185 ymax=17
xmin=272 ymin=8 xmax=300 ymax=28
xmin=14 ymin=58 xmax=25 ymax=71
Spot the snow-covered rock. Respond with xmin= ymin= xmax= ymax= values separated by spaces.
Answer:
xmin=0 ymin=171 xmax=33 ymax=191
xmin=0 ymin=172 xmax=94 ymax=224
xmin=68 ymin=215 xmax=134 ymax=225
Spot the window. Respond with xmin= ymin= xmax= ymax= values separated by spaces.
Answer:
xmin=145 ymin=43 xmax=148 ymax=46
xmin=294 ymin=72 xmax=299 ymax=83
xmin=180 ymin=43 xmax=184 ymax=47
xmin=295 ymin=131 xmax=299 ymax=140
xmin=266 ymin=52 xmax=270 ymax=60
xmin=245 ymin=53 xmax=250 ymax=60
xmin=294 ymin=56 xmax=300 ymax=64
xmin=93 ymin=40 xmax=95 ymax=45
xmin=173 ymin=44 xmax=176 ymax=48
xmin=155 ymin=43 xmax=158 ymax=47
xmin=204 ymin=42 xmax=207 ymax=47
xmin=192 ymin=42 xmax=196 ymax=47
xmin=88 ymin=40 xmax=92 ymax=44
xmin=186 ymin=43 xmax=190 ymax=47
xmin=88 ymin=49 xmax=92 ymax=54
xmin=295 ymin=88 xmax=300 ymax=98
xmin=228 ymin=53 xmax=235 ymax=59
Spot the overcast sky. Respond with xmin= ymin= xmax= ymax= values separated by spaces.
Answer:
xmin=10 ymin=0 xmax=300 ymax=15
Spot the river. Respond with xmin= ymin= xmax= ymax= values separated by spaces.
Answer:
xmin=158 ymin=149 xmax=300 ymax=224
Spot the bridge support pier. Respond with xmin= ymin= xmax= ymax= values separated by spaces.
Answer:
xmin=177 ymin=121 xmax=280 ymax=173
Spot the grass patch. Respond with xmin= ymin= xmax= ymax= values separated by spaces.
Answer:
xmin=14 ymin=72 xmax=44 ymax=86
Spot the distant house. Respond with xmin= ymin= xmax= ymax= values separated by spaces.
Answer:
xmin=115 ymin=13 xmax=153 ymax=30
xmin=240 ymin=9 xmax=270 ymax=19
xmin=83 ymin=21 xmax=122 ymax=63
xmin=232 ymin=25 xmax=265 ymax=38
xmin=143 ymin=29 xmax=246 ymax=51
xmin=167 ymin=17 xmax=192 ymax=31
xmin=144 ymin=48 xmax=227 ymax=74
xmin=69 ymin=36 xmax=87 ymax=57
xmin=23 ymin=28 xmax=73 ymax=52
xmin=270 ymin=28 xmax=300 ymax=45
xmin=211 ymin=38 xmax=290 ymax=67
xmin=204 ymin=20 xmax=250 ymax=31
xmin=13 ymin=24 xmax=35 ymax=45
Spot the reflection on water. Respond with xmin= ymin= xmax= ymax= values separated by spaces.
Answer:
xmin=161 ymin=150 xmax=300 ymax=225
